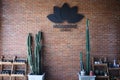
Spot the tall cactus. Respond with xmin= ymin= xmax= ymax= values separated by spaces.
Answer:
xmin=86 ymin=19 xmax=90 ymax=75
xmin=27 ymin=31 xmax=43 ymax=75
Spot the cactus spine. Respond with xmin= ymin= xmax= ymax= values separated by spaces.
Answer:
xmin=27 ymin=31 xmax=43 ymax=75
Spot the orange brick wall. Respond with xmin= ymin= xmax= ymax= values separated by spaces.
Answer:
xmin=0 ymin=0 xmax=120 ymax=80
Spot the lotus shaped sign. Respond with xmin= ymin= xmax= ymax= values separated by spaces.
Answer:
xmin=47 ymin=3 xmax=84 ymax=23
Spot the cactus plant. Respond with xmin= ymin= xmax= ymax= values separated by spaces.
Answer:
xmin=86 ymin=19 xmax=91 ymax=75
xmin=27 ymin=31 xmax=43 ymax=75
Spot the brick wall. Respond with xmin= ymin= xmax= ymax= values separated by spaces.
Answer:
xmin=0 ymin=0 xmax=120 ymax=80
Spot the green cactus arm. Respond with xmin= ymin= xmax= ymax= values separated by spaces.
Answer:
xmin=27 ymin=47 xmax=34 ymax=74
xmin=34 ymin=46 xmax=37 ymax=74
xmin=27 ymin=33 xmax=35 ymax=74
xmin=35 ymin=34 xmax=39 ymax=46
xmin=38 ymin=31 xmax=42 ymax=41
xmin=37 ymin=45 xmax=40 ymax=75
xmin=27 ymin=33 xmax=32 ymax=47
xmin=35 ymin=34 xmax=39 ymax=74
xmin=86 ymin=19 xmax=91 ymax=75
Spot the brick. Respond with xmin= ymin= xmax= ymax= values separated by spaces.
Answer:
xmin=0 ymin=0 xmax=120 ymax=80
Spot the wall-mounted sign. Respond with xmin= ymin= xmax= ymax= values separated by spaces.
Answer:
xmin=47 ymin=3 xmax=84 ymax=31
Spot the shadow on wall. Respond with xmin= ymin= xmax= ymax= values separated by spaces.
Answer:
xmin=0 ymin=0 xmax=2 ymax=25
xmin=0 ymin=0 xmax=3 ymax=56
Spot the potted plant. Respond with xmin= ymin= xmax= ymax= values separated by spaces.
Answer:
xmin=27 ymin=31 xmax=45 ymax=80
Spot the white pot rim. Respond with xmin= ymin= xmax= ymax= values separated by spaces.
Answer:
xmin=28 ymin=73 xmax=45 ymax=76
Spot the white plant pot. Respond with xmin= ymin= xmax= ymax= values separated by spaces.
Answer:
xmin=78 ymin=73 xmax=96 ymax=80
xmin=28 ymin=73 xmax=45 ymax=80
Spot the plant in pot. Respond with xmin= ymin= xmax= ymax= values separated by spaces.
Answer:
xmin=27 ymin=31 xmax=45 ymax=80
